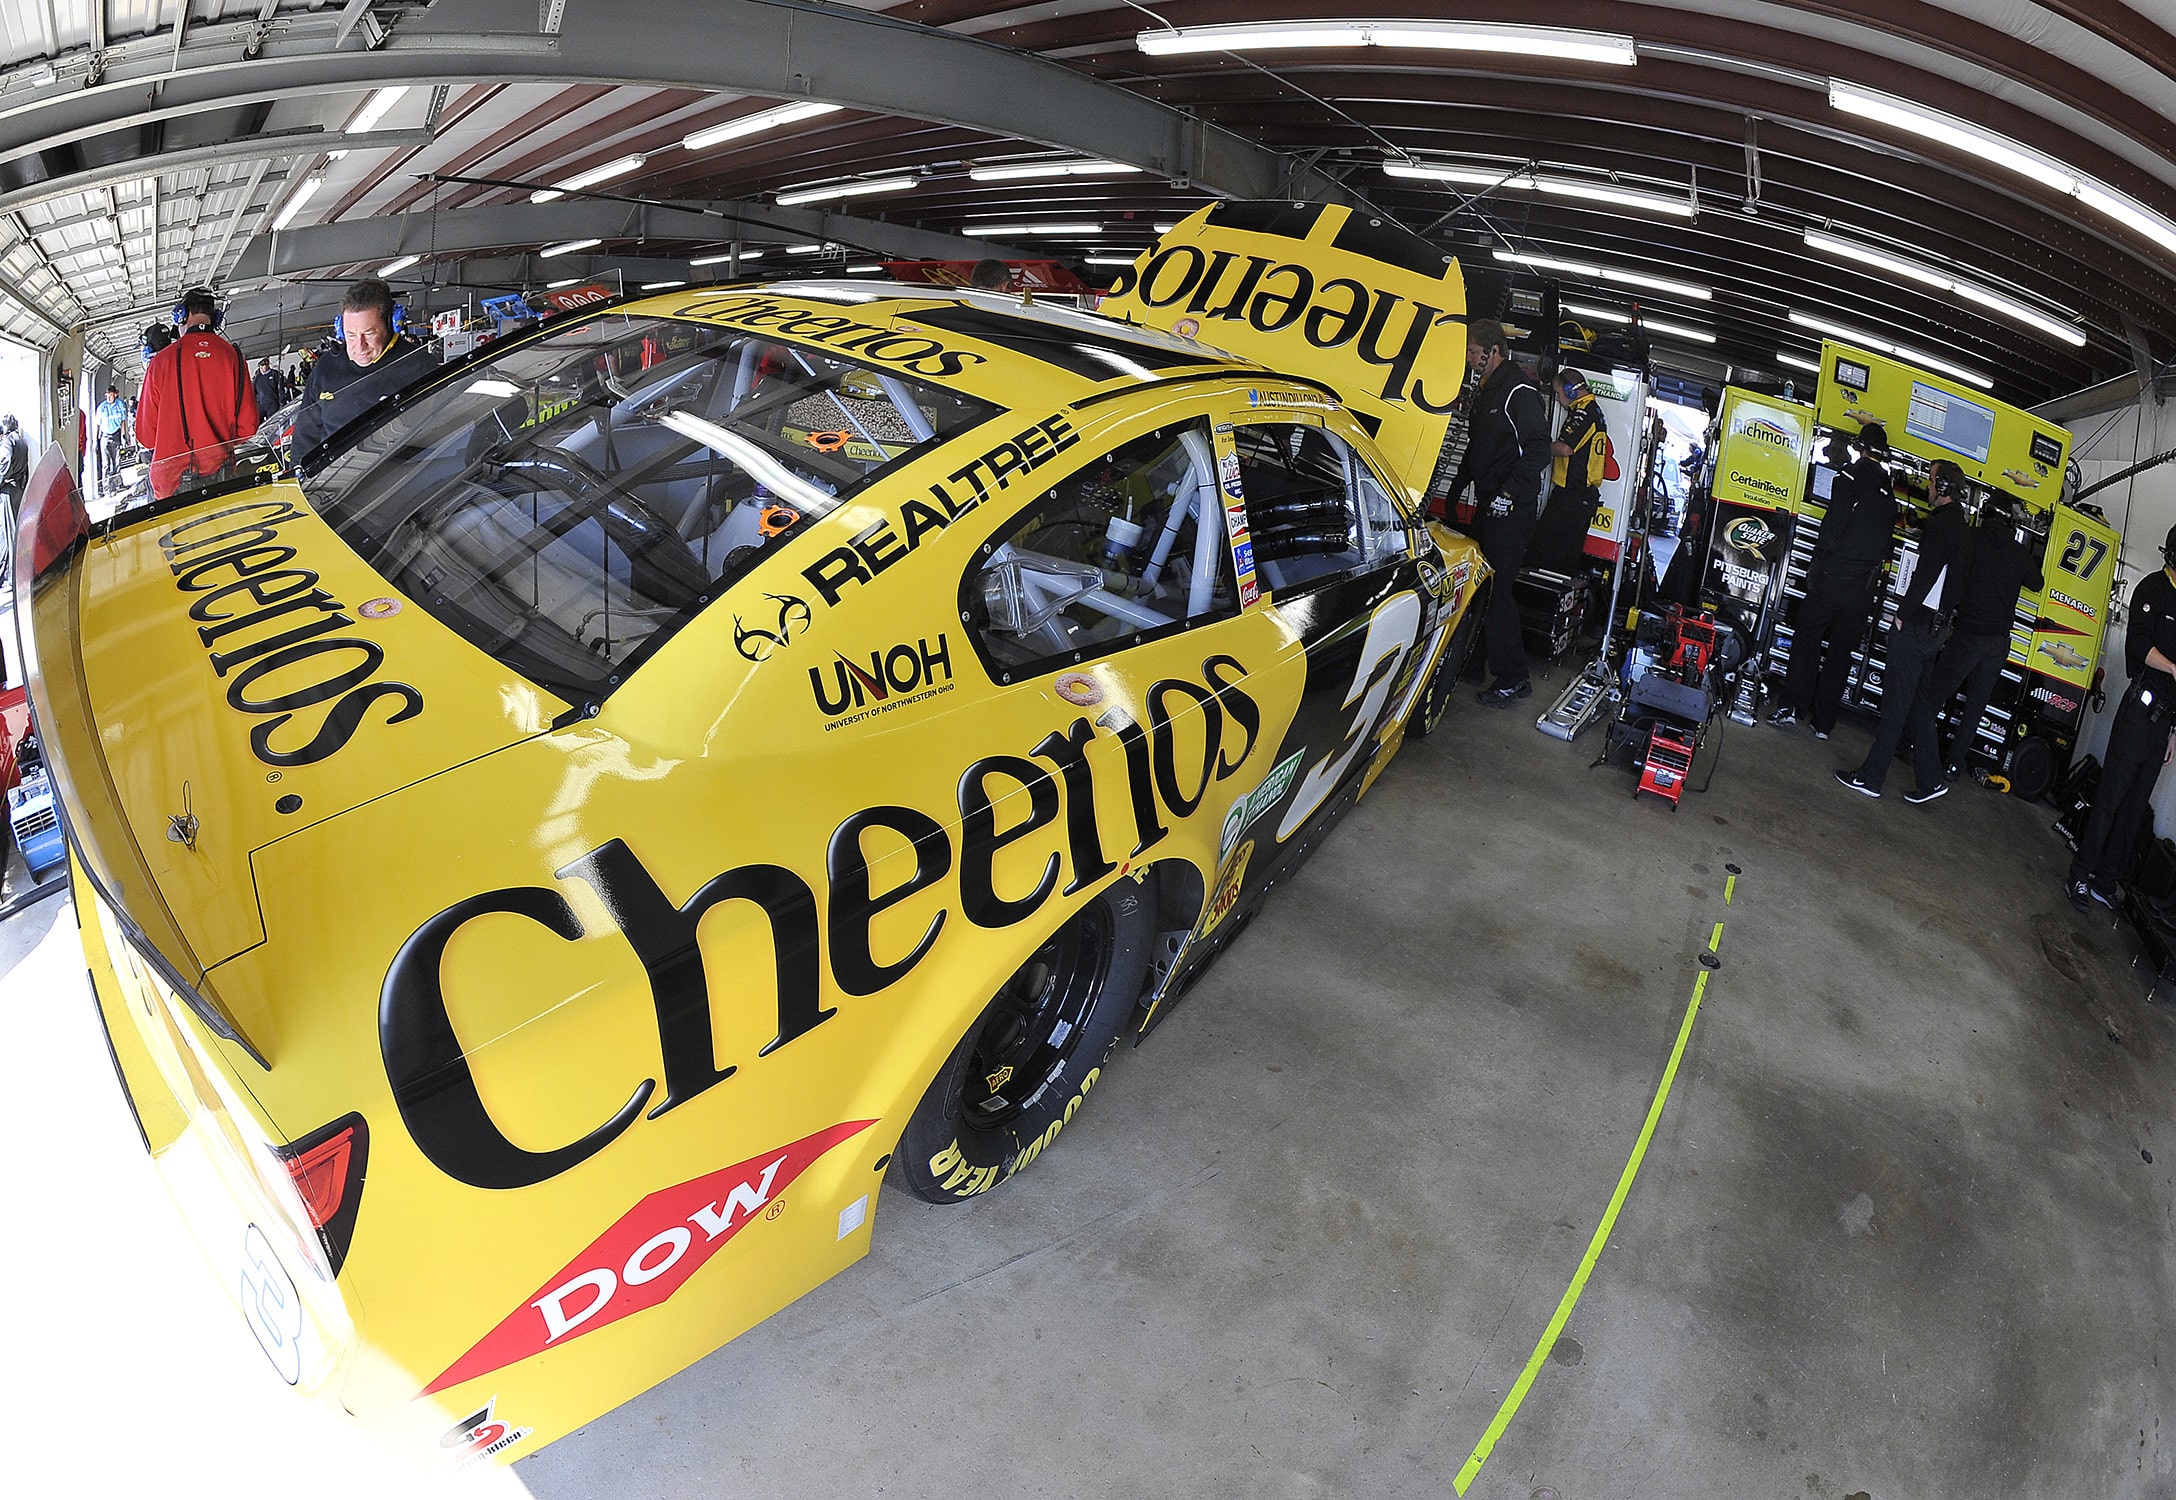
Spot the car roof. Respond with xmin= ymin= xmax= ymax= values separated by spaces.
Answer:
xmin=630 ymin=280 xmax=1264 ymax=413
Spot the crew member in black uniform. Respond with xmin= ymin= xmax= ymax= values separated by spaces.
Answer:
xmin=1928 ymin=490 xmax=2044 ymax=779
xmin=1838 ymin=459 xmax=1970 ymax=801
xmin=1446 ymin=318 xmax=1552 ymax=704
xmin=2069 ymin=526 xmax=2176 ymax=912
xmin=291 ymin=278 xmax=436 ymax=462
xmin=1771 ymin=422 xmax=1898 ymax=738
xmin=1528 ymin=367 xmax=1609 ymax=573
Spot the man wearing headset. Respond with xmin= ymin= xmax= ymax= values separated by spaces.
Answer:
xmin=291 ymin=278 xmax=436 ymax=463
xmin=136 ymin=287 xmax=257 ymax=501
xmin=1445 ymin=317 xmax=1553 ymax=705
xmin=1771 ymin=420 xmax=1899 ymax=737
xmin=2069 ymin=523 xmax=2176 ymax=913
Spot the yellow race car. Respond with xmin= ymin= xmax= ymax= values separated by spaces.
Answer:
xmin=21 ymin=202 xmax=1487 ymax=1466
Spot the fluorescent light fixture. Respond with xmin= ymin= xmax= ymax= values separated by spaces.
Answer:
xmin=1643 ymin=318 xmax=1715 ymax=345
xmin=1561 ymin=301 xmax=1630 ymax=325
xmin=682 ymin=101 xmax=841 ymax=153
xmin=962 ymin=223 xmax=1103 ymax=238
xmin=691 ymin=251 xmax=760 ymax=266
xmin=531 ymin=154 xmax=646 ymax=204
xmin=785 ymin=243 xmax=827 ymax=255
xmin=1153 ymin=221 xmax=1179 ymax=233
xmin=1786 ymin=311 xmax=1995 ymax=389
xmin=1803 ymin=228 xmax=2086 ymax=347
xmin=1385 ymin=161 xmax=1537 ymax=190
xmin=1085 ymin=255 xmax=1145 ymax=266
xmin=1492 ymin=249 xmax=1711 ymax=300
xmin=640 ymin=280 xmax=686 ymax=291
xmin=270 ymin=174 xmax=323 ymax=231
xmin=774 ymin=175 xmax=916 ymax=208
xmin=1138 ymin=20 xmax=1636 ymax=66
xmin=2074 ymin=181 xmax=2176 ymax=258
xmin=659 ymin=410 xmax=830 ymax=510
xmin=1828 ymin=82 xmax=2075 ymax=194
xmin=349 ymin=86 xmax=408 ymax=134
xmin=540 ymin=237 xmax=602 ymax=258
xmin=465 ymin=379 xmax=522 ymax=399
xmin=377 ymin=254 xmax=420 ymax=276
xmin=546 ymin=277 xmax=584 ymax=289
xmin=1776 ymin=351 xmax=1823 ymax=374
xmin=846 ymin=264 xmax=883 ymax=273
xmin=968 ymin=160 xmax=1142 ymax=183
xmin=1534 ymin=177 xmax=1693 ymax=217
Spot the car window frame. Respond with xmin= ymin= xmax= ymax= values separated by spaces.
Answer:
xmin=1229 ymin=416 xmax=1413 ymax=606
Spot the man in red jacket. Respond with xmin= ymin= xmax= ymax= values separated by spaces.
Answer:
xmin=137 ymin=287 xmax=258 ymax=500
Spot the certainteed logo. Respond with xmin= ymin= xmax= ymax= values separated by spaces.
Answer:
xmin=158 ymin=498 xmax=424 ymax=767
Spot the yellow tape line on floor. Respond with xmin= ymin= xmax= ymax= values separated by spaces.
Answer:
xmin=1452 ymin=916 xmax=1724 ymax=1495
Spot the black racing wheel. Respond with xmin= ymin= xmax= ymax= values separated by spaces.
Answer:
xmin=892 ymin=881 xmax=1155 ymax=1203
xmin=1408 ymin=579 xmax=1490 ymax=739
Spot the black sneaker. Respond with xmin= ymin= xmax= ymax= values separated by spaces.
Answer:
xmin=2069 ymin=878 xmax=2093 ymax=914
xmin=1834 ymin=770 xmax=1881 ymax=798
xmin=1904 ymin=783 xmax=1948 ymax=805
xmin=1769 ymin=707 xmax=1799 ymax=728
xmin=1477 ymin=677 xmax=1532 ymax=707
xmin=2090 ymin=884 xmax=2118 ymax=910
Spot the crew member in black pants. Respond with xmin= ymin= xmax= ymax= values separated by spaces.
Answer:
xmin=1838 ymin=460 xmax=1970 ymax=801
xmin=1772 ymin=422 xmax=1898 ymax=739
xmin=1928 ymin=490 xmax=2044 ymax=778
xmin=1445 ymin=318 xmax=1552 ymax=705
xmin=2070 ymin=526 xmax=2176 ymax=912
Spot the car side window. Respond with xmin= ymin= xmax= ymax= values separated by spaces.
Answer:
xmin=1232 ymin=423 xmax=1410 ymax=595
xmin=967 ymin=420 xmax=1230 ymax=677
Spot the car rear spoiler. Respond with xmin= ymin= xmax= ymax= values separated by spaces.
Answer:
xmin=12 ymin=443 xmax=269 ymax=1066
xmin=1097 ymin=202 xmax=1468 ymax=501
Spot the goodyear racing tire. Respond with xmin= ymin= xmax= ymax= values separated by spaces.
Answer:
xmin=892 ymin=880 xmax=1155 ymax=1204
xmin=1408 ymin=581 xmax=1489 ymax=740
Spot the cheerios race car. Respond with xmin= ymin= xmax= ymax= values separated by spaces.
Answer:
xmin=21 ymin=201 xmax=1487 ymax=1465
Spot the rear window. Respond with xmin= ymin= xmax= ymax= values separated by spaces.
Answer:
xmin=300 ymin=312 xmax=1000 ymax=705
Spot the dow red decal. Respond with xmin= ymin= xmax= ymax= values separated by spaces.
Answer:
xmin=422 ymin=1120 xmax=873 ymax=1396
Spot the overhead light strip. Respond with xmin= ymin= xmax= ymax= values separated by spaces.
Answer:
xmin=1829 ymin=79 xmax=2176 ymax=265
xmin=1775 ymin=351 xmax=1823 ymax=374
xmin=969 ymin=160 xmax=1141 ymax=183
xmin=774 ymin=175 xmax=916 ymax=208
xmin=539 ymin=237 xmax=602 ymax=258
xmin=1786 ymin=309 xmax=1994 ymax=389
xmin=1138 ymin=20 xmax=1636 ymax=66
xmin=349 ymin=86 xmax=408 ymax=135
xmin=1386 ymin=160 xmax=1691 ymax=217
xmin=1492 ymin=248 xmax=1711 ymax=301
xmin=962 ymin=223 xmax=1103 ymax=238
xmin=531 ymin=153 xmax=646 ymax=205
xmin=377 ymin=254 xmax=420 ymax=276
xmin=683 ymin=101 xmax=841 ymax=153
xmin=1802 ymin=228 xmax=2086 ymax=347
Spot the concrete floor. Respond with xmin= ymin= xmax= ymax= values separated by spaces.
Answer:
xmin=518 ymin=679 xmax=2176 ymax=1499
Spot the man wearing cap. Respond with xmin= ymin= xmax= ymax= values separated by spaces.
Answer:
xmin=1771 ymin=421 xmax=1898 ymax=738
xmin=2068 ymin=525 xmax=2176 ymax=912
xmin=1446 ymin=317 xmax=1553 ymax=704
xmin=1837 ymin=458 xmax=1971 ymax=801
xmin=93 ymin=383 xmax=128 ymax=494
xmin=1528 ymin=366 xmax=1610 ymax=574
xmin=1928 ymin=490 xmax=2045 ymax=779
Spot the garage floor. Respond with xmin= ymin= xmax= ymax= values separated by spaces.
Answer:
xmin=516 ymin=679 xmax=2176 ymax=1499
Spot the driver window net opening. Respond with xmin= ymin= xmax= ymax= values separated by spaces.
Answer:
xmin=303 ymin=313 xmax=999 ymax=703
xmin=1231 ymin=422 xmax=1410 ymax=594
xmin=969 ymin=420 xmax=1231 ymax=674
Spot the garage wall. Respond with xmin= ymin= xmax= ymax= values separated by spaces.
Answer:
xmin=2070 ymin=396 xmax=2176 ymax=828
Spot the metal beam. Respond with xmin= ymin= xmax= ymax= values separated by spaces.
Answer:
xmin=0 ymin=127 xmax=432 ymax=223
xmin=230 ymin=198 xmax=1026 ymax=280
xmin=0 ymin=1 xmax=1347 ymax=206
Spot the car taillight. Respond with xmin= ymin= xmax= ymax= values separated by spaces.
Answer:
xmin=272 ymin=1114 xmax=370 ymax=1275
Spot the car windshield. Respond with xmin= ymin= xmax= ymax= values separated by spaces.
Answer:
xmin=299 ymin=311 xmax=1000 ymax=705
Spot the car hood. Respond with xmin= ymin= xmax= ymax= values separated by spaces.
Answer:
xmin=44 ymin=478 xmax=567 ymax=996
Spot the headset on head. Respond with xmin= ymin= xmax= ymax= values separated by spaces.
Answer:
xmin=333 ymin=303 xmax=408 ymax=340
xmin=170 ymin=289 xmax=222 ymax=332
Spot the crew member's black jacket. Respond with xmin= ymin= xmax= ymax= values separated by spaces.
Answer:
xmin=2125 ymin=568 xmax=2176 ymax=696
xmin=1954 ymin=518 xmax=2045 ymax=636
xmin=1900 ymin=500 xmax=1969 ymax=614
xmin=1449 ymin=360 xmax=1553 ymax=509
xmin=1813 ymin=453 xmax=1898 ymax=567
xmin=291 ymin=334 xmax=437 ymax=461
